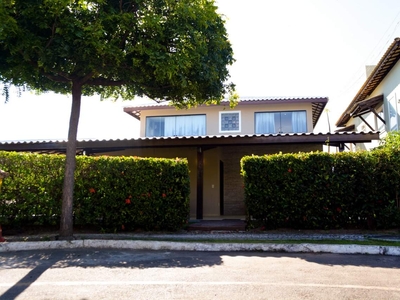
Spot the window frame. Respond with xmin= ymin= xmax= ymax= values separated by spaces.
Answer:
xmin=219 ymin=111 xmax=241 ymax=133
xmin=254 ymin=110 xmax=307 ymax=134
xmin=145 ymin=114 xmax=206 ymax=137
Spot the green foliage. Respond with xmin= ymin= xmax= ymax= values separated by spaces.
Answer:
xmin=0 ymin=0 xmax=235 ymax=106
xmin=0 ymin=152 xmax=190 ymax=231
xmin=377 ymin=131 xmax=400 ymax=151
xmin=241 ymin=150 xmax=400 ymax=230
xmin=0 ymin=152 xmax=64 ymax=226
xmin=0 ymin=0 xmax=234 ymax=236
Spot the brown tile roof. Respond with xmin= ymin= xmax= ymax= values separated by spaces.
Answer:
xmin=336 ymin=38 xmax=400 ymax=127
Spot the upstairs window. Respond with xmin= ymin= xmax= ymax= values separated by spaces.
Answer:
xmin=146 ymin=115 xmax=206 ymax=137
xmin=219 ymin=111 xmax=241 ymax=133
xmin=255 ymin=111 xmax=307 ymax=134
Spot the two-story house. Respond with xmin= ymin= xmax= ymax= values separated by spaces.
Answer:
xmin=0 ymin=97 xmax=380 ymax=220
xmin=336 ymin=38 xmax=400 ymax=150
xmin=120 ymin=96 xmax=371 ymax=219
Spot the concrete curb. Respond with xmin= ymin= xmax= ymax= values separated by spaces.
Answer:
xmin=1 ymin=240 xmax=400 ymax=256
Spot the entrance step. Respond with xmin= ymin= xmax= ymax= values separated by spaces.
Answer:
xmin=187 ymin=220 xmax=246 ymax=232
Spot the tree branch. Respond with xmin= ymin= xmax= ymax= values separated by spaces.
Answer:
xmin=45 ymin=20 xmax=58 ymax=49
xmin=55 ymin=70 xmax=73 ymax=81
xmin=44 ymin=73 xmax=70 ymax=83
xmin=77 ymin=71 xmax=95 ymax=86
xmin=87 ymin=77 xmax=126 ymax=86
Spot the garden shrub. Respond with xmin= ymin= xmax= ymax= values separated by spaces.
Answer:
xmin=0 ymin=151 xmax=190 ymax=232
xmin=241 ymin=149 xmax=400 ymax=230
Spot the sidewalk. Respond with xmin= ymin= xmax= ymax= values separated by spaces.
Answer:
xmin=1 ymin=229 xmax=400 ymax=256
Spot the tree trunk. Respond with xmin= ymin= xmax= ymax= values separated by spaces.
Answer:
xmin=59 ymin=82 xmax=82 ymax=238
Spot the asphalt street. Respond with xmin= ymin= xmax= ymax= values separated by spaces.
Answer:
xmin=1 ymin=249 xmax=400 ymax=300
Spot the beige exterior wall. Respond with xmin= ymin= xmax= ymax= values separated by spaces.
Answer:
xmin=139 ymin=102 xmax=314 ymax=137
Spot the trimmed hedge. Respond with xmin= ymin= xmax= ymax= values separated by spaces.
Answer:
xmin=0 ymin=151 xmax=190 ymax=231
xmin=241 ymin=149 xmax=400 ymax=230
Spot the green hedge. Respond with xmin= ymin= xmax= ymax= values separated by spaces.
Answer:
xmin=0 ymin=151 xmax=190 ymax=231
xmin=241 ymin=149 xmax=400 ymax=230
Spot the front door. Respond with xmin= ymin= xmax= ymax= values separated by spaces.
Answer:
xmin=202 ymin=148 xmax=221 ymax=218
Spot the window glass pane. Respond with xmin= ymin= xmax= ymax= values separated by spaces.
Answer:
xmin=255 ymin=111 xmax=306 ymax=134
xmin=164 ymin=117 xmax=176 ymax=136
xmin=146 ymin=117 xmax=164 ymax=137
xmin=255 ymin=112 xmax=277 ymax=133
xmin=291 ymin=111 xmax=307 ymax=132
xmin=280 ymin=112 xmax=292 ymax=133
xmin=146 ymin=115 xmax=205 ymax=137
xmin=175 ymin=115 xmax=206 ymax=136
xmin=221 ymin=112 xmax=240 ymax=132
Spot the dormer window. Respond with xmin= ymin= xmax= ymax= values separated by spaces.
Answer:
xmin=219 ymin=111 xmax=241 ymax=133
xmin=146 ymin=114 xmax=206 ymax=137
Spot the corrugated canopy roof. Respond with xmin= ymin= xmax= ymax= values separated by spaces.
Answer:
xmin=0 ymin=132 xmax=379 ymax=155
xmin=349 ymin=94 xmax=384 ymax=118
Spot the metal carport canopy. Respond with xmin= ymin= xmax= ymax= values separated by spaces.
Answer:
xmin=0 ymin=131 xmax=380 ymax=154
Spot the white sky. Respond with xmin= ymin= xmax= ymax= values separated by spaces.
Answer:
xmin=1 ymin=0 xmax=400 ymax=141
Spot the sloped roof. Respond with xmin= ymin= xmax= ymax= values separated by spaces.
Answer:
xmin=124 ymin=97 xmax=328 ymax=128
xmin=0 ymin=131 xmax=379 ymax=155
xmin=336 ymin=38 xmax=400 ymax=127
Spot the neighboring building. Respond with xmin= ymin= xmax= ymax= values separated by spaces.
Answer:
xmin=336 ymin=38 xmax=400 ymax=150
xmin=0 ymin=97 xmax=379 ymax=220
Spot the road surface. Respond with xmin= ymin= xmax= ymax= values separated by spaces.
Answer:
xmin=1 ymin=249 xmax=400 ymax=299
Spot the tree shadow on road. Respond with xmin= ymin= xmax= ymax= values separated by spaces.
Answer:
xmin=1 ymin=249 xmax=399 ymax=299
xmin=0 ymin=249 xmax=223 ymax=300
xmin=0 ymin=248 xmax=223 ymax=270
xmin=0 ymin=263 xmax=50 ymax=300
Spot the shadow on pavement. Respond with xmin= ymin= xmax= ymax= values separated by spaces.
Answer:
xmin=1 ymin=249 xmax=400 ymax=271
xmin=1 ymin=249 xmax=399 ymax=299
xmin=0 ymin=263 xmax=51 ymax=300
xmin=0 ymin=249 xmax=223 ymax=299
xmin=0 ymin=249 xmax=223 ymax=269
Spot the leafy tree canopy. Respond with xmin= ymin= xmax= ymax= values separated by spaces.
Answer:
xmin=0 ymin=0 xmax=235 ymax=237
xmin=0 ymin=0 xmax=235 ymax=107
